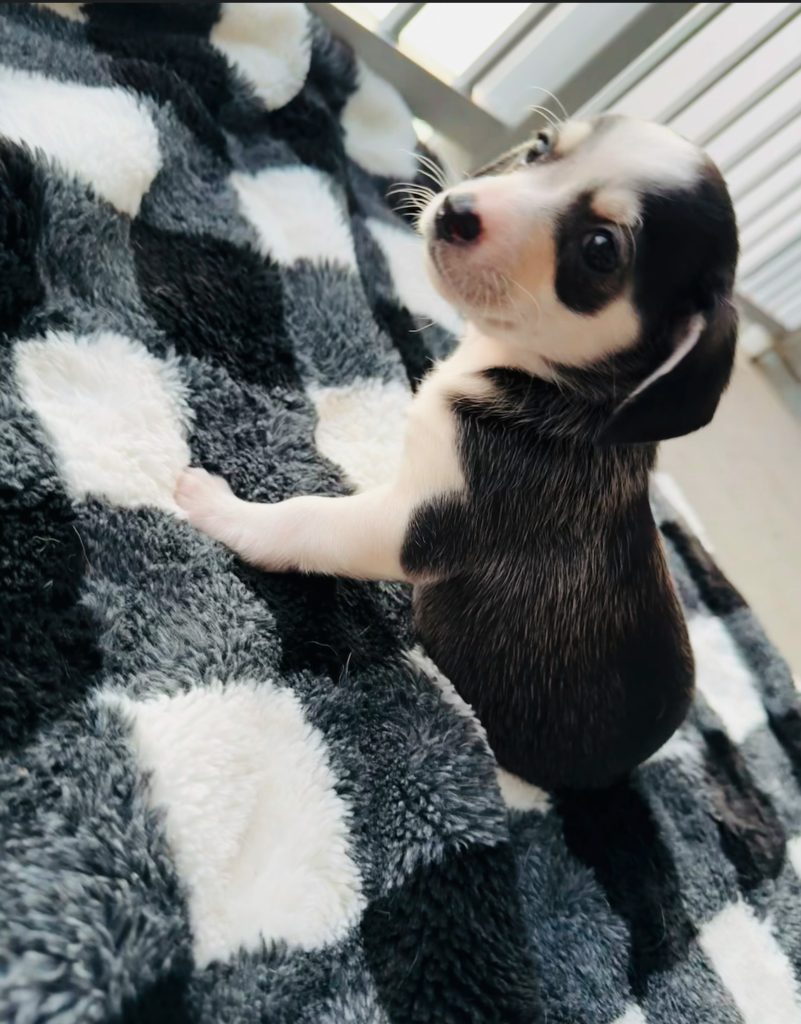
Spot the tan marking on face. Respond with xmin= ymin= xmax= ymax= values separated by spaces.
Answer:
xmin=553 ymin=119 xmax=593 ymax=158
xmin=502 ymin=216 xmax=556 ymax=301
xmin=592 ymin=186 xmax=641 ymax=225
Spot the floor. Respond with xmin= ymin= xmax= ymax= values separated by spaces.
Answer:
xmin=659 ymin=347 xmax=801 ymax=679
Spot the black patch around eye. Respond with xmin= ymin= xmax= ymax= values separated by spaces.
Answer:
xmin=555 ymin=193 xmax=628 ymax=315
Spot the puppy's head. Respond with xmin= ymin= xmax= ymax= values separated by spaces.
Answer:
xmin=419 ymin=115 xmax=739 ymax=444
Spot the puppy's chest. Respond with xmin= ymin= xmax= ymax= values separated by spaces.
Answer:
xmin=402 ymin=398 xmax=559 ymax=579
xmin=402 ymin=359 xmax=551 ymax=500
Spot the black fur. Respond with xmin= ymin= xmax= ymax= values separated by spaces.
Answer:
xmin=766 ymin=705 xmax=801 ymax=793
xmin=555 ymin=192 xmax=629 ymax=315
xmin=473 ymin=120 xmax=740 ymax=446
xmin=598 ymin=166 xmax=739 ymax=444
xmin=222 ymin=85 xmax=352 ymax=183
xmin=403 ymin=371 xmax=694 ymax=789
xmin=372 ymin=296 xmax=433 ymax=390
xmin=262 ymin=88 xmax=351 ymax=182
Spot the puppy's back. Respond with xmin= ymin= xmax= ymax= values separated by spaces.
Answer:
xmin=402 ymin=372 xmax=694 ymax=790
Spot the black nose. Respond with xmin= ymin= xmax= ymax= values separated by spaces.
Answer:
xmin=435 ymin=194 xmax=481 ymax=244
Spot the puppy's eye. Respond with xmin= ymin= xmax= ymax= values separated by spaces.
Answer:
xmin=525 ymin=132 xmax=551 ymax=163
xmin=581 ymin=229 xmax=619 ymax=274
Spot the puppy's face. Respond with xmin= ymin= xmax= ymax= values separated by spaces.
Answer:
xmin=420 ymin=115 xmax=736 ymax=369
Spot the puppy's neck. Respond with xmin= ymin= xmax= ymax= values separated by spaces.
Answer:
xmin=448 ymin=320 xmax=552 ymax=380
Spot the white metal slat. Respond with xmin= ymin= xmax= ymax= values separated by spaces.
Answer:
xmin=774 ymin=282 xmax=801 ymax=311
xmin=741 ymin=236 xmax=801 ymax=293
xmin=749 ymin=258 xmax=801 ymax=299
xmin=472 ymin=2 xmax=651 ymax=127
xmin=726 ymin=114 xmax=801 ymax=200
xmin=746 ymin=263 xmax=801 ymax=305
xmin=706 ymin=68 xmax=801 ymax=172
xmin=398 ymin=3 xmax=531 ymax=80
xmin=741 ymin=209 xmax=801 ymax=278
xmin=735 ymin=151 xmax=801 ymax=227
xmin=774 ymin=293 xmax=801 ymax=328
xmin=609 ymin=3 xmax=798 ymax=123
xmin=577 ymin=3 xmax=726 ymax=117
xmin=454 ymin=4 xmax=555 ymax=92
xmin=669 ymin=12 xmax=801 ymax=145
xmin=740 ymin=192 xmax=801 ymax=252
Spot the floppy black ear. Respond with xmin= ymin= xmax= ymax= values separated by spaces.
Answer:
xmin=597 ymin=304 xmax=738 ymax=446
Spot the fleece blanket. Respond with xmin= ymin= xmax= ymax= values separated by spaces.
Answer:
xmin=3 ymin=5 xmax=801 ymax=1023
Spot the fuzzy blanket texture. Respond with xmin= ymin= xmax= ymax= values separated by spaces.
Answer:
xmin=2 ymin=4 xmax=801 ymax=1023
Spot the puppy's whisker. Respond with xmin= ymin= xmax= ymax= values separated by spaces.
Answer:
xmin=386 ymin=183 xmax=436 ymax=201
xmin=528 ymin=86 xmax=569 ymax=124
xmin=414 ymin=151 xmax=454 ymax=189
xmin=395 ymin=190 xmax=435 ymax=206
xmin=389 ymin=203 xmax=427 ymax=216
xmin=413 ymin=151 xmax=446 ymax=177
xmin=389 ymin=189 xmax=432 ymax=204
xmin=527 ymin=105 xmax=562 ymax=131
xmin=421 ymin=148 xmax=469 ymax=185
xmin=386 ymin=180 xmax=435 ymax=193
xmin=418 ymin=167 xmax=449 ymax=191
xmin=389 ymin=191 xmax=430 ymax=203
xmin=505 ymin=273 xmax=542 ymax=331
xmin=401 ymin=149 xmax=450 ymax=191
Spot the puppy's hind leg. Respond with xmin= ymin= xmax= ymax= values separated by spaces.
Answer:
xmin=175 ymin=467 xmax=411 ymax=581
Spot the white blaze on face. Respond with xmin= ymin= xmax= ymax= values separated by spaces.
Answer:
xmin=563 ymin=116 xmax=702 ymax=196
xmin=421 ymin=116 xmax=704 ymax=367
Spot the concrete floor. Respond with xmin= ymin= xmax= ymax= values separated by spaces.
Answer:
xmin=659 ymin=349 xmax=801 ymax=679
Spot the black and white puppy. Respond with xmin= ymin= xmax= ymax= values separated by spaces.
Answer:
xmin=176 ymin=114 xmax=739 ymax=791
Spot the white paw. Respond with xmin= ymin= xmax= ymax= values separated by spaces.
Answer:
xmin=175 ymin=467 xmax=241 ymax=544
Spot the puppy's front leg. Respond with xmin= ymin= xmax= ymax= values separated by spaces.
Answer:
xmin=175 ymin=468 xmax=410 ymax=581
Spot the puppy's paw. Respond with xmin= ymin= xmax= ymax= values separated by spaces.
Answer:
xmin=176 ymin=466 xmax=235 ymax=512
xmin=175 ymin=467 xmax=242 ymax=545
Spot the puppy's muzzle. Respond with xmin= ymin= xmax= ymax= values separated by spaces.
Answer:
xmin=435 ymin=194 xmax=482 ymax=244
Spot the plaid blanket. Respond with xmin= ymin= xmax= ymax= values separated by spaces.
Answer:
xmin=2 ymin=5 xmax=801 ymax=1022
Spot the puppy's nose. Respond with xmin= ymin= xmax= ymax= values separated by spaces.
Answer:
xmin=435 ymin=194 xmax=481 ymax=244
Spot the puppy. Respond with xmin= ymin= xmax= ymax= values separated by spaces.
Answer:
xmin=176 ymin=114 xmax=738 ymax=791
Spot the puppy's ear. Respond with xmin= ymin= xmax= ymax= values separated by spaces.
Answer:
xmin=597 ymin=303 xmax=737 ymax=446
